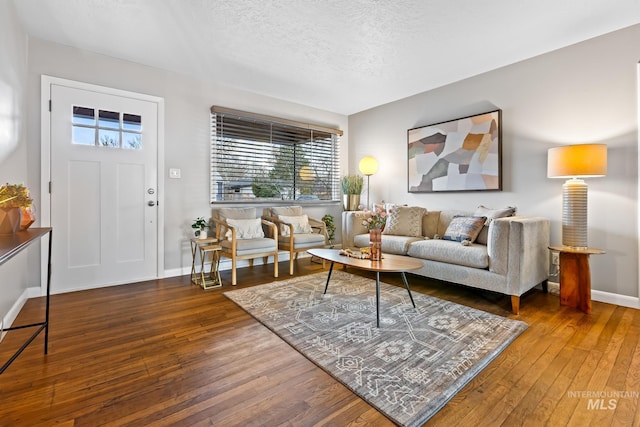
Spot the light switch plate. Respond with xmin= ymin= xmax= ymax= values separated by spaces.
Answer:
xmin=169 ymin=168 xmax=181 ymax=179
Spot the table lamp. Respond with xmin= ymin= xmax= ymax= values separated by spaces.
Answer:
xmin=547 ymin=144 xmax=607 ymax=249
xmin=358 ymin=156 xmax=378 ymax=209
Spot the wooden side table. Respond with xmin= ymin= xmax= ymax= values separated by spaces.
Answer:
xmin=549 ymin=245 xmax=605 ymax=314
xmin=190 ymin=237 xmax=222 ymax=289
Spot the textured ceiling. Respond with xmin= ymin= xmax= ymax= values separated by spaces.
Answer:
xmin=12 ymin=0 xmax=640 ymax=115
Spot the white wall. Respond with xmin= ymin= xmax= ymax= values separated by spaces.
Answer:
xmin=0 ymin=0 xmax=31 ymax=320
xmin=349 ymin=24 xmax=639 ymax=300
xmin=25 ymin=38 xmax=348 ymax=276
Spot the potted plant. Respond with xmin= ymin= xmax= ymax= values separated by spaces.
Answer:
xmin=191 ymin=217 xmax=210 ymax=239
xmin=322 ymin=214 xmax=336 ymax=247
xmin=341 ymin=175 xmax=363 ymax=211
xmin=0 ymin=183 xmax=34 ymax=234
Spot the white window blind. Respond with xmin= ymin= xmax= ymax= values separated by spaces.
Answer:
xmin=210 ymin=106 xmax=342 ymax=203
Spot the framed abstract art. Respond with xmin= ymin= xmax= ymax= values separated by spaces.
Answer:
xmin=408 ymin=110 xmax=502 ymax=192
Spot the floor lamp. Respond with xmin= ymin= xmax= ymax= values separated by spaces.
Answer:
xmin=359 ymin=156 xmax=378 ymax=209
xmin=547 ymin=144 xmax=607 ymax=249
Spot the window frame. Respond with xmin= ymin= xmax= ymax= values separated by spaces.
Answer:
xmin=210 ymin=106 xmax=343 ymax=205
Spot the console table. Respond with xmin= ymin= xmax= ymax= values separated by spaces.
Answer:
xmin=0 ymin=228 xmax=52 ymax=374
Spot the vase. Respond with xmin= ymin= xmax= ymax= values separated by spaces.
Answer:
xmin=343 ymin=194 xmax=361 ymax=211
xmin=369 ymin=228 xmax=382 ymax=261
xmin=0 ymin=207 xmax=22 ymax=235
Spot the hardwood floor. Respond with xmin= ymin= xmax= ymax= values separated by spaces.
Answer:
xmin=1 ymin=259 xmax=639 ymax=426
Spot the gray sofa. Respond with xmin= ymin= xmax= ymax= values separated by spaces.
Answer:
xmin=341 ymin=208 xmax=550 ymax=314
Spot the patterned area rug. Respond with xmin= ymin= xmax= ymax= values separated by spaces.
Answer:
xmin=224 ymin=270 xmax=527 ymax=426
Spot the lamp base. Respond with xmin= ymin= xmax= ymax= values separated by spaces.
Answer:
xmin=562 ymin=178 xmax=588 ymax=248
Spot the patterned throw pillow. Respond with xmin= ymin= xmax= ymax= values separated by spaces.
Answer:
xmin=474 ymin=205 xmax=517 ymax=245
xmin=278 ymin=214 xmax=313 ymax=236
xmin=382 ymin=206 xmax=426 ymax=237
xmin=225 ymin=218 xmax=265 ymax=240
xmin=442 ymin=216 xmax=487 ymax=243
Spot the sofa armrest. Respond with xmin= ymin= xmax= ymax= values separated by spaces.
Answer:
xmin=341 ymin=211 xmax=368 ymax=248
xmin=488 ymin=216 xmax=550 ymax=295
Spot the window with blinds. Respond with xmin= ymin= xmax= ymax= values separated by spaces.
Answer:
xmin=211 ymin=106 xmax=342 ymax=203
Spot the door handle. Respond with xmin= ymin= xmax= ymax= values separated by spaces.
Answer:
xmin=148 ymin=201 xmax=156 ymax=206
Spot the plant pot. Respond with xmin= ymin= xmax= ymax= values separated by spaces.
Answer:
xmin=198 ymin=230 xmax=208 ymax=239
xmin=20 ymin=207 xmax=35 ymax=231
xmin=0 ymin=207 xmax=22 ymax=235
xmin=343 ymin=194 xmax=361 ymax=211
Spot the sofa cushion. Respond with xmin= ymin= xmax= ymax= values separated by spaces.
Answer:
xmin=221 ymin=237 xmax=277 ymax=256
xmin=279 ymin=232 xmax=325 ymax=249
xmin=474 ymin=205 xmax=517 ymax=245
xmin=407 ymin=239 xmax=489 ymax=269
xmin=216 ymin=207 xmax=256 ymax=221
xmin=442 ymin=216 xmax=486 ymax=243
xmin=225 ymin=218 xmax=265 ymax=240
xmin=353 ymin=233 xmax=422 ymax=255
xmin=278 ymin=214 xmax=313 ymax=236
xmin=382 ymin=205 xmax=426 ymax=237
xmin=269 ymin=206 xmax=303 ymax=217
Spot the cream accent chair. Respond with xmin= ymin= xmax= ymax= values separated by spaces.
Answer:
xmin=263 ymin=206 xmax=327 ymax=275
xmin=211 ymin=207 xmax=279 ymax=286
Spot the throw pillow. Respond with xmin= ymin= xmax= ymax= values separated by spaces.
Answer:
xmin=442 ymin=216 xmax=487 ymax=243
xmin=278 ymin=214 xmax=313 ymax=236
xmin=474 ymin=205 xmax=517 ymax=245
xmin=225 ymin=218 xmax=265 ymax=240
xmin=382 ymin=205 xmax=426 ymax=237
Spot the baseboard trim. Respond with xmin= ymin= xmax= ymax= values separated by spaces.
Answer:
xmin=546 ymin=281 xmax=639 ymax=309
xmin=1 ymin=287 xmax=39 ymax=339
xmin=592 ymin=290 xmax=640 ymax=309
xmin=163 ymin=251 xmax=309 ymax=279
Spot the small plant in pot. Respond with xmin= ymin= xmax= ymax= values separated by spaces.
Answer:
xmin=191 ymin=217 xmax=210 ymax=239
xmin=0 ymin=183 xmax=35 ymax=234
xmin=322 ymin=214 xmax=336 ymax=247
xmin=341 ymin=175 xmax=363 ymax=211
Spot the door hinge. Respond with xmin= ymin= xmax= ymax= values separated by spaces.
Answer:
xmin=49 ymin=181 xmax=52 ymax=194
xmin=48 ymin=99 xmax=52 ymax=112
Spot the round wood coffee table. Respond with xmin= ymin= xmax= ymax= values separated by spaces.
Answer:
xmin=307 ymin=248 xmax=423 ymax=327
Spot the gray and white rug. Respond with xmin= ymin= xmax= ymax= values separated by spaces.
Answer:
xmin=224 ymin=270 xmax=527 ymax=427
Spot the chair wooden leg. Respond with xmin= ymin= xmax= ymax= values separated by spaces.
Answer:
xmin=248 ymin=259 xmax=254 ymax=267
xmin=263 ymin=256 xmax=268 ymax=265
xmin=289 ymin=251 xmax=294 ymax=275
xmin=510 ymin=295 xmax=520 ymax=315
xmin=231 ymin=258 xmax=237 ymax=286
xmin=273 ymin=252 xmax=279 ymax=278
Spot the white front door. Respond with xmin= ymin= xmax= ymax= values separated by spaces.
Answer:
xmin=48 ymin=83 xmax=160 ymax=292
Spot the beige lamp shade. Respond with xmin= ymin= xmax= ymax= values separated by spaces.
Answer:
xmin=358 ymin=156 xmax=379 ymax=176
xmin=547 ymin=144 xmax=607 ymax=178
xmin=547 ymin=143 xmax=607 ymax=249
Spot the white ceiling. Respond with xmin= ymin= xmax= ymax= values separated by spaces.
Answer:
xmin=12 ymin=0 xmax=640 ymax=115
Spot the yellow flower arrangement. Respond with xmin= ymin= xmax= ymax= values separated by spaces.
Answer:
xmin=0 ymin=183 xmax=33 ymax=208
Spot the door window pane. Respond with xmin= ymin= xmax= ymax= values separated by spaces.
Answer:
xmin=99 ymin=129 xmax=120 ymax=147
xmin=73 ymin=126 xmax=96 ymax=145
xmin=73 ymin=106 xmax=95 ymax=125
xmin=123 ymin=113 xmax=142 ymax=131
xmin=123 ymin=132 xmax=142 ymax=150
xmin=99 ymin=110 xmax=120 ymax=129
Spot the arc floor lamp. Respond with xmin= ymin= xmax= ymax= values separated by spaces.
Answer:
xmin=359 ymin=156 xmax=378 ymax=209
